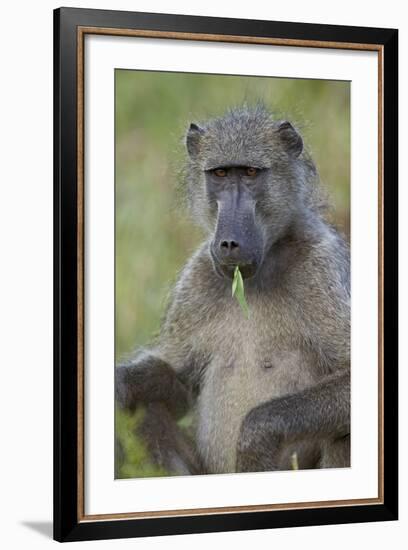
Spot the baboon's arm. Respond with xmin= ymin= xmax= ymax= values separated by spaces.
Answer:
xmin=138 ymin=402 xmax=203 ymax=475
xmin=115 ymin=354 xmax=202 ymax=475
xmin=236 ymin=371 xmax=350 ymax=472
xmin=115 ymin=354 xmax=191 ymax=419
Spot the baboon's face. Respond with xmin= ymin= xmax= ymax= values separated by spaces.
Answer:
xmin=186 ymin=110 xmax=304 ymax=280
xmin=204 ymin=165 xmax=266 ymax=280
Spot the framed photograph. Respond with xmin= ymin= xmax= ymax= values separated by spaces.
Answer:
xmin=53 ymin=7 xmax=398 ymax=542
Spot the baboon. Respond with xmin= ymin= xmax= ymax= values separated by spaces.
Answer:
xmin=115 ymin=105 xmax=350 ymax=475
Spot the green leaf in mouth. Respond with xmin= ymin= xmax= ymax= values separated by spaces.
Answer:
xmin=232 ymin=266 xmax=250 ymax=319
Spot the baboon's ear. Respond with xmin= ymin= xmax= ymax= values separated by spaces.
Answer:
xmin=186 ymin=123 xmax=205 ymax=157
xmin=277 ymin=121 xmax=303 ymax=157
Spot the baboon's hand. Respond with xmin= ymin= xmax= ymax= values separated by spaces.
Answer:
xmin=115 ymin=358 xmax=191 ymax=419
xmin=236 ymin=403 xmax=283 ymax=472
xmin=236 ymin=373 xmax=350 ymax=472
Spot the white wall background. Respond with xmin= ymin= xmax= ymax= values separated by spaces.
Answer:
xmin=0 ymin=0 xmax=405 ymax=548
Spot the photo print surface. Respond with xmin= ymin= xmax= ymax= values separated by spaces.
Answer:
xmin=114 ymin=69 xmax=350 ymax=479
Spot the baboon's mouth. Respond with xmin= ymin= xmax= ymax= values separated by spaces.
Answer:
xmin=210 ymin=249 xmax=258 ymax=280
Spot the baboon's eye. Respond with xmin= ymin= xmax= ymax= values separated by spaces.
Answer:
xmin=246 ymin=167 xmax=258 ymax=177
xmin=214 ymin=168 xmax=227 ymax=177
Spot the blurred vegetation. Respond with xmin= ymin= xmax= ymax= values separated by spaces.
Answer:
xmin=115 ymin=407 xmax=167 ymax=478
xmin=115 ymin=69 xmax=350 ymax=479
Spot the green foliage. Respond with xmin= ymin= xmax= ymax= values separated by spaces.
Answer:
xmin=115 ymin=407 xmax=168 ymax=478
xmin=291 ymin=451 xmax=299 ymax=471
xmin=115 ymin=69 xmax=350 ymax=478
xmin=232 ymin=266 xmax=250 ymax=318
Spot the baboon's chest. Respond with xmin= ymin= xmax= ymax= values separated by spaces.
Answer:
xmin=195 ymin=303 xmax=318 ymax=474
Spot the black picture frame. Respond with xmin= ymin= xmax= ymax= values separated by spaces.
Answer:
xmin=54 ymin=7 xmax=398 ymax=542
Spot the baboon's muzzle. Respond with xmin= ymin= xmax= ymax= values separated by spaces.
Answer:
xmin=210 ymin=190 xmax=264 ymax=280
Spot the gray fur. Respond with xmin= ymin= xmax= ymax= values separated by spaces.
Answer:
xmin=116 ymin=105 xmax=350 ymax=475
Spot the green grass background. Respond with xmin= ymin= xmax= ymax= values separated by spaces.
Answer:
xmin=115 ymin=69 xmax=350 ymax=478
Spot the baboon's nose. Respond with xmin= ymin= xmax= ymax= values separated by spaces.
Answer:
xmin=219 ymin=240 xmax=240 ymax=258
